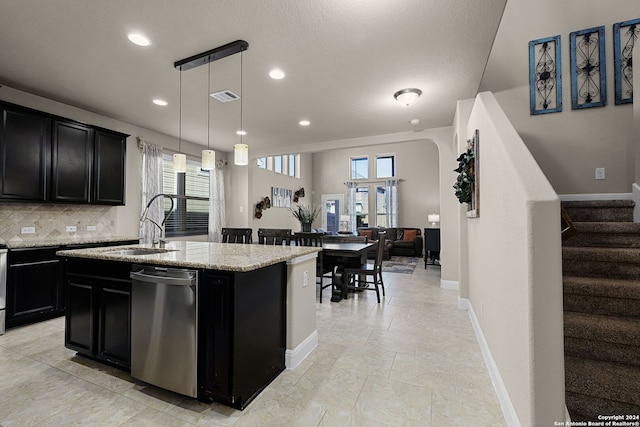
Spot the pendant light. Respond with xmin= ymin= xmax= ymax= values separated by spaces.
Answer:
xmin=173 ymin=70 xmax=187 ymax=173
xmin=173 ymin=40 xmax=249 ymax=168
xmin=201 ymin=62 xmax=216 ymax=170
xmin=234 ymin=51 xmax=249 ymax=165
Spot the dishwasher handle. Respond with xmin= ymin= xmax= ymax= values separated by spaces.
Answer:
xmin=131 ymin=270 xmax=196 ymax=286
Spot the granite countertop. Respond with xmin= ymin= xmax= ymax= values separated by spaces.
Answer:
xmin=57 ymin=241 xmax=321 ymax=272
xmin=3 ymin=236 xmax=140 ymax=249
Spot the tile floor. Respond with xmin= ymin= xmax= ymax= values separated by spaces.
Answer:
xmin=0 ymin=265 xmax=505 ymax=426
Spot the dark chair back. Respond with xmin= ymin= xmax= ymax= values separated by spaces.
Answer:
xmin=258 ymin=228 xmax=292 ymax=245
xmin=294 ymin=232 xmax=324 ymax=247
xmin=221 ymin=227 xmax=253 ymax=244
xmin=322 ymin=235 xmax=368 ymax=244
xmin=373 ymin=230 xmax=387 ymax=268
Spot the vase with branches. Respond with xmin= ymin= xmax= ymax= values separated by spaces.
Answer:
xmin=289 ymin=204 xmax=321 ymax=232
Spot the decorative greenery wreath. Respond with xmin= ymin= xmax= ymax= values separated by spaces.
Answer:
xmin=453 ymin=147 xmax=475 ymax=204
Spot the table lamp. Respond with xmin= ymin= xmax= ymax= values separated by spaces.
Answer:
xmin=428 ymin=213 xmax=440 ymax=227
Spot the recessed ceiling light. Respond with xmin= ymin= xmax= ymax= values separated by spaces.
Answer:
xmin=152 ymin=99 xmax=168 ymax=106
xmin=299 ymin=120 xmax=310 ymax=126
xmin=236 ymin=130 xmax=247 ymax=136
xmin=269 ymin=69 xmax=285 ymax=80
xmin=128 ymin=33 xmax=151 ymax=47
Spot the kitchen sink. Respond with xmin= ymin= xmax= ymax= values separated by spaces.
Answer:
xmin=106 ymin=248 xmax=178 ymax=256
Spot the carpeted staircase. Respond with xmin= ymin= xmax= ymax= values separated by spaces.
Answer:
xmin=561 ymin=200 xmax=640 ymax=420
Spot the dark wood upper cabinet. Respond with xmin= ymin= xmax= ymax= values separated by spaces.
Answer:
xmin=93 ymin=129 xmax=126 ymax=205
xmin=0 ymin=101 xmax=128 ymax=205
xmin=51 ymin=120 xmax=93 ymax=203
xmin=0 ymin=105 xmax=50 ymax=201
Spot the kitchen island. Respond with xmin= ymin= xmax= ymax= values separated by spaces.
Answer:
xmin=57 ymin=241 xmax=320 ymax=410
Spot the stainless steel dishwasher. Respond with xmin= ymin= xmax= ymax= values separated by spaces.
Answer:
xmin=130 ymin=265 xmax=198 ymax=397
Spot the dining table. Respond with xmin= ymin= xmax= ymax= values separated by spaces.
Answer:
xmin=321 ymin=241 xmax=373 ymax=302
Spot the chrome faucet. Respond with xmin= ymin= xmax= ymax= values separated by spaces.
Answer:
xmin=140 ymin=194 xmax=175 ymax=247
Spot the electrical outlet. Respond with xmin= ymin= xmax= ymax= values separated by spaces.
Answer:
xmin=595 ymin=167 xmax=605 ymax=180
xmin=66 ymin=225 xmax=77 ymax=232
xmin=86 ymin=225 xmax=97 ymax=231
xmin=303 ymin=271 xmax=308 ymax=287
xmin=21 ymin=226 xmax=35 ymax=234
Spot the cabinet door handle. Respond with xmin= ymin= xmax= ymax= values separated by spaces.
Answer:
xmin=10 ymin=260 xmax=60 ymax=268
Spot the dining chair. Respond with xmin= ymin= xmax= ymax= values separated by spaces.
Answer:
xmin=221 ymin=227 xmax=253 ymax=244
xmin=322 ymin=235 xmax=368 ymax=244
xmin=293 ymin=232 xmax=332 ymax=302
xmin=344 ymin=230 xmax=386 ymax=303
xmin=258 ymin=228 xmax=292 ymax=245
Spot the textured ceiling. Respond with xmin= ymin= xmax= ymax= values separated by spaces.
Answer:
xmin=0 ymin=0 xmax=506 ymax=154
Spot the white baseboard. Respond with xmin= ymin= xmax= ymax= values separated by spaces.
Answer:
xmin=465 ymin=300 xmax=521 ymax=427
xmin=285 ymin=329 xmax=318 ymax=369
xmin=558 ymin=192 xmax=632 ymax=201
xmin=440 ymin=279 xmax=459 ymax=291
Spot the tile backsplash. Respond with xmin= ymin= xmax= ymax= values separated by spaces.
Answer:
xmin=0 ymin=203 xmax=116 ymax=243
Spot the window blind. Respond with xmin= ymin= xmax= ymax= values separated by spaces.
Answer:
xmin=162 ymin=154 xmax=209 ymax=236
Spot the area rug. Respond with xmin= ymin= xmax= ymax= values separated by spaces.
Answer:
xmin=377 ymin=256 xmax=420 ymax=274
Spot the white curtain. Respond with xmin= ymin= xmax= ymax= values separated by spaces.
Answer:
xmin=384 ymin=179 xmax=399 ymax=227
xmin=345 ymin=181 xmax=358 ymax=232
xmin=140 ymin=141 xmax=164 ymax=243
xmin=208 ymin=165 xmax=226 ymax=242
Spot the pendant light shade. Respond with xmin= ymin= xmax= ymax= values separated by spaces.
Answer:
xmin=234 ymin=143 xmax=248 ymax=165
xmin=201 ymin=149 xmax=216 ymax=170
xmin=173 ymin=153 xmax=186 ymax=173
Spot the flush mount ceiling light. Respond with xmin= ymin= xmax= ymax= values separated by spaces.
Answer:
xmin=269 ymin=69 xmax=285 ymax=80
xmin=394 ymin=88 xmax=422 ymax=106
xmin=128 ymin=33 xmax=150 ymax=47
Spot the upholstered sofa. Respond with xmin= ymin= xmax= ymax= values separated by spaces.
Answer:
xmin=357 ymin=227 xmax=423 ymax=259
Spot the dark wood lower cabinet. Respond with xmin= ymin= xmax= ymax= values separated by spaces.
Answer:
xmin=198 ymin=263 xmax=286 ymax=409
xmin=6 ymin=240 xmax=139 ymax=331
xmin=6 ymin=247 xmax=64 ymax=329
xmin=64 ymin=258 xmax=132 ymax=369
xmin=63 ymin=257 xmax=287 ymax=409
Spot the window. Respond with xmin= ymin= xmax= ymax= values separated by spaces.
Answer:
xmin=351 ymin=157 xmax=368 ymax=180
xmin=355 ymin=186 xmax=369 ymax=228
xmin=274 ymin=156 xmax=282 ymax=174
xmin=376 ymin=155 xmax=395 ymax=178
xmin=376 ymin=186 xmax=388 ymax=227
xmin=255 ymin=153 xmax=300 ymax=177
xmin=162 ymin=154 xmax=209 ymax=236
xmin=288 ymin=154 xmax=296 ymax=177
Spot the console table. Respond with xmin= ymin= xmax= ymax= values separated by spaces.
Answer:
xmin=424 ymin=228 xmax=441 ymax=268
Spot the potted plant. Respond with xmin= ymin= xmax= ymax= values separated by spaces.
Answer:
xmin=289 ymin=204 xmax=321 ymax=232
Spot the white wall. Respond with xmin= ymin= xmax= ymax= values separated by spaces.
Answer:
xmin=248 ymin=153 xmax=314 ymax=237
xmin=481 ymin=0 xmax=638 ymax=194
xmin=311 ymin=140 xmax=439 ymax=229
xmin=462 ymin=93 xmax=564 ymax=427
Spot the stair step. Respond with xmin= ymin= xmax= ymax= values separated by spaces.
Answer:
xmin=562 ymin=200 xmax=634 ymax=222
xmin=565 ymin=336 xmax=640 ymax=367
xmin=563 ymin=247 xmax=640 ymax=279
xmin=564 ymin=222 xmax=640 ymax=248
xmin=565 ymin=356 xmax=640 ymax=407
xmin=564 ymin=312 xmax=640 ymax=347
xmin=566 ymin=391 xmax=640 ymax=422
xmin=564 ymin=276 xmax=640 ymax=317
